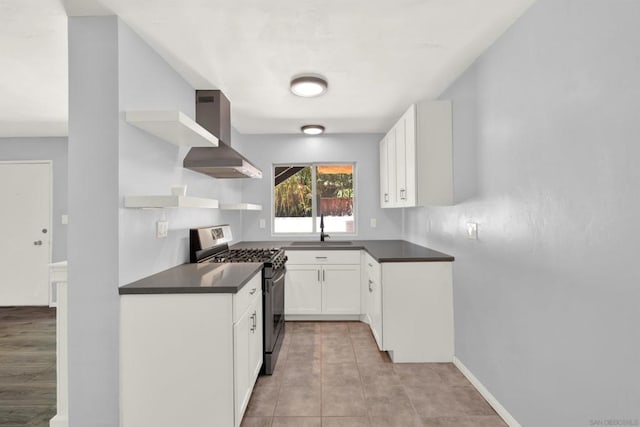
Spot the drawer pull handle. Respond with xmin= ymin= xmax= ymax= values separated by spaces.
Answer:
xmin=250 ymin=311 xmax=257 ymax=332
xmin=367 ymin=263 xmax=373 ymax=267
xmin=368 ymin=279 xmax=373 ymax=293
xmin=249 ymin=288 xmax=257 ymax=295
xmin=315 ymin=256 xmax=328 ymax=259
xmin=317 ymin=270 xmax=321 ymax=282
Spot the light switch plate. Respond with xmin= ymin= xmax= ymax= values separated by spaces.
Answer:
xmin=466 ymin=222 xmax=478 ymax=240
xmin=156 ymin=221 xmax=169 ymax=238
xmin=61 ymin=214 xmax=68 ymax=225
xmin=370 ymin=218 xmax=377 ymax=228
xmin=259 ymin=219 xmax=266 ymax=229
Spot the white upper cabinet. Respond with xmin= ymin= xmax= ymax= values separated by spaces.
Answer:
xmin=379 ymin=100 xmax=452 ymax=208
xmin=379 ymin=129 xmax=397 ymax=208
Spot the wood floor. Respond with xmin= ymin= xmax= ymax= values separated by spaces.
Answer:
xmin=0 ymin=307 xmax=56 ymax=427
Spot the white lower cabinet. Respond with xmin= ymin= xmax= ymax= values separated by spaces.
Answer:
xmin=286 ymin=265 xmax=322 ymax=314
xmin=120 ymin=273 xmax=263 ymax=427
xmin=234 ymin=289 xmax=262 ymax=424
xmin=362 ymin=253 xmax=383 ymax=349
xmin=286 ymin=250 xmax=453 ymax=362
xmin=285 ymin=251 xmax=361 ymax=317
xmin=361 ymin=251 xmax=454 ymax=362
xmin=322 ymin=264 xmax=361 ymax=314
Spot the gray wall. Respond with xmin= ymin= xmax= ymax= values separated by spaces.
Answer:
xmin=68 ymin=17 xmax=243 ymax=426
xmin=403 ymin=0 xmax=640 ymax=425
xmin=117 ymin=20 xmax=243 ymax=286
xmin=68 ymin=16 xmax=120 ymax=426
xmin=235 ymin=132 xmax=403 ymax=241
xmin=0 ymin=137 xmax=67 ymax=262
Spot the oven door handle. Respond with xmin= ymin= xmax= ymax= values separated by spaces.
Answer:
xmin=272 ymin=269 xmax=286 ymax=285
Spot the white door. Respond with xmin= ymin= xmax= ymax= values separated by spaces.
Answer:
xmin=234 ymin=307 xmax=251 ymax=426
xmin=285 ymin=266 xmax=321 ymax=315
xmin=402 ymin=105 xmax=417 ymax=207
xmin=0 ymin=162 xmax=51 ymax=306
xmin=395 ymin=115 xmax=407 ymax=206
xmin=369 ymin=277 xmax=383 ymax=350
xmin=379 ymin=135 xmax=390 ymax=207
xmin=322 ymin=265 xmax=361 ymax=314
xmin=249 ymin=296 xmax=263 ymax=380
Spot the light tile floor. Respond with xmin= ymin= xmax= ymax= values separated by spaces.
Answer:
xmin=242 ymin=321 xmax=506 ymax=427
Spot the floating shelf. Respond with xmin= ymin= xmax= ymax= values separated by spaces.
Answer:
xmin=125 ymin=111 xmax=219 ymax=147
xmin=219 ymin=203 xmax=263 ymax=211
xmin=124 ymin=196 xmax=219 ymax=209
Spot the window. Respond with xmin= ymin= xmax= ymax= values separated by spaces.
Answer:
xmin=273 ymin=163 xmax=355 ymax=234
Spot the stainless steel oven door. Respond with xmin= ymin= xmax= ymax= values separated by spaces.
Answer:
xmin=262 ymin=266 xmax=286 ymax=375
xmin=265 ymin=267 xmax=285 ymax=353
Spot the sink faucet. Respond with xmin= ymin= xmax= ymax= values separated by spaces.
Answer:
xmin=320 ymin=214 xmax=330 ymax=242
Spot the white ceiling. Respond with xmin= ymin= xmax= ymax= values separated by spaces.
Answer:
xmin=0 ymin=0 xmax=533 ymax=137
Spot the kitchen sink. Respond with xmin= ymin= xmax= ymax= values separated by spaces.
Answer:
xmin=290 ymin=241 xmax=353 ymax=246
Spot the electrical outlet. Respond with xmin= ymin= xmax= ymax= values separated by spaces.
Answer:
xmin=370 ymin=218 xmax=377 ymax=228
xmin=259 ymin=219 xmax=266 ymax=229
xmin=466 ymin=222 xmax=478 ymax=240
xmin=156 ymin=221 xmax=169 ymax=238
xmin=61 ymin=214 xmax=68 ymax=225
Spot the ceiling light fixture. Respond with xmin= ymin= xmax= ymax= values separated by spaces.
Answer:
xmin=301 ymin=125 xmax=325 ymax=135
xmin=290 ymin=75 xmax=328 ymax=97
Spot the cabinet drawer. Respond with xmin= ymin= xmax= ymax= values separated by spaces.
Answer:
xmin=286 ymin=250 xmax=360 ymax=265
xmin=234 ymin=273 xmax=261 ymax=322
xmin=364 ymin=252 xmax=381 ymax=284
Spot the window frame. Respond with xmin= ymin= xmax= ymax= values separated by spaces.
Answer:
xmin=271 ymin=162 xmax=358 ymax=237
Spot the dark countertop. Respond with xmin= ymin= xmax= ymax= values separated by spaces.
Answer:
xmin=231 ymin=240 xmax=454 ymax=263
xmin=119 ymin=262 xmax=263 ymax=295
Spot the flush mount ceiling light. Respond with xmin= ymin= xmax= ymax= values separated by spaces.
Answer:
xmin=301 ymin=125 xmax=325 ymax=135
xmin=290 ymin=75 xmax=328 ymax=97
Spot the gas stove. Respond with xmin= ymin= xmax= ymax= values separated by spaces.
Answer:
xmin=209 ymin=247 xmax=284 ymax=266
xmin=189 ymin=225 xmax=287 ymax=375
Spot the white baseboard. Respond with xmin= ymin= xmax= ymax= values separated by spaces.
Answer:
xmin=453 ymin=357 xmax=521 ymax=427
xmin=49 ymin=414 xmax=68 ymax=427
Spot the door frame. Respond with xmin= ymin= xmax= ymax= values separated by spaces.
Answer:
xmin=0 ymin=160 xmax=53 ymax=304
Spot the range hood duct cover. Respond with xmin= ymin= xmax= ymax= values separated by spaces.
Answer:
xmin=183 ymin=90 xmax=262 ymax=179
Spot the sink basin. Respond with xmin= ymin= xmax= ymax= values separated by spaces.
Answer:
xmin=290 ymin=241 xmax=353 ymax=246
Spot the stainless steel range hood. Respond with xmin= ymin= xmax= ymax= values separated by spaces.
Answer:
xmin=183 ymin=90 xmax=262 ymax=179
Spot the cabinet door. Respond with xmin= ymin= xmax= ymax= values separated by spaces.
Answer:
xmin=380 ymin=131 xmax=397 ymax=208
xmin=395 ymin=114 xmax=407 ymax=206
xmin=285 ymin=265 xmax=322 ymax=315
xmin=379 ymin=135 xmax=390 ymax=207
xmin=402 ymin=105 xmax=417 ymax=207
xmin=395 ymin=105 xmax=417 ymax=207
xmin=322 ymin=265 xmax=361 ymax=314
xmin=360 ymin=255 xmax=370 ymax=324
xmin=369 ymin=277 xmax=383 ymax=350
xmin=249 ymin=296 xmax=263 ymax=381
xmin=233 ymin=308 xmax=251 ymax=425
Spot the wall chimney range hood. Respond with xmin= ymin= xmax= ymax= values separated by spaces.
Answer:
xmin=183 ymin=90 xmax=262 ymax=179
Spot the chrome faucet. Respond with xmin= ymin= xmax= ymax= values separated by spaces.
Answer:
xmin=320 ymin=214 xmax=330 ymax=242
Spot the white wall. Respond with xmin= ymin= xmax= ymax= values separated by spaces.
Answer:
xmin=403 ymin=0 xmax=640 ymax=425
xmin=0 ymin=137 xmax=67 ymax=262
xmin=68 ymin=17 xmax=244 ymax=426
xmin=235 ymin=132 xmax=403 ymax=241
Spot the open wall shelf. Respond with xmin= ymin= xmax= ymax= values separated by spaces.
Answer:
xmin=124 ymin=195 xmax=219 ymax=209
xmin=219 ymin=203 xmax=263 ymax=211
xmin=125 ymin=111 xmax=219 ymax=147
